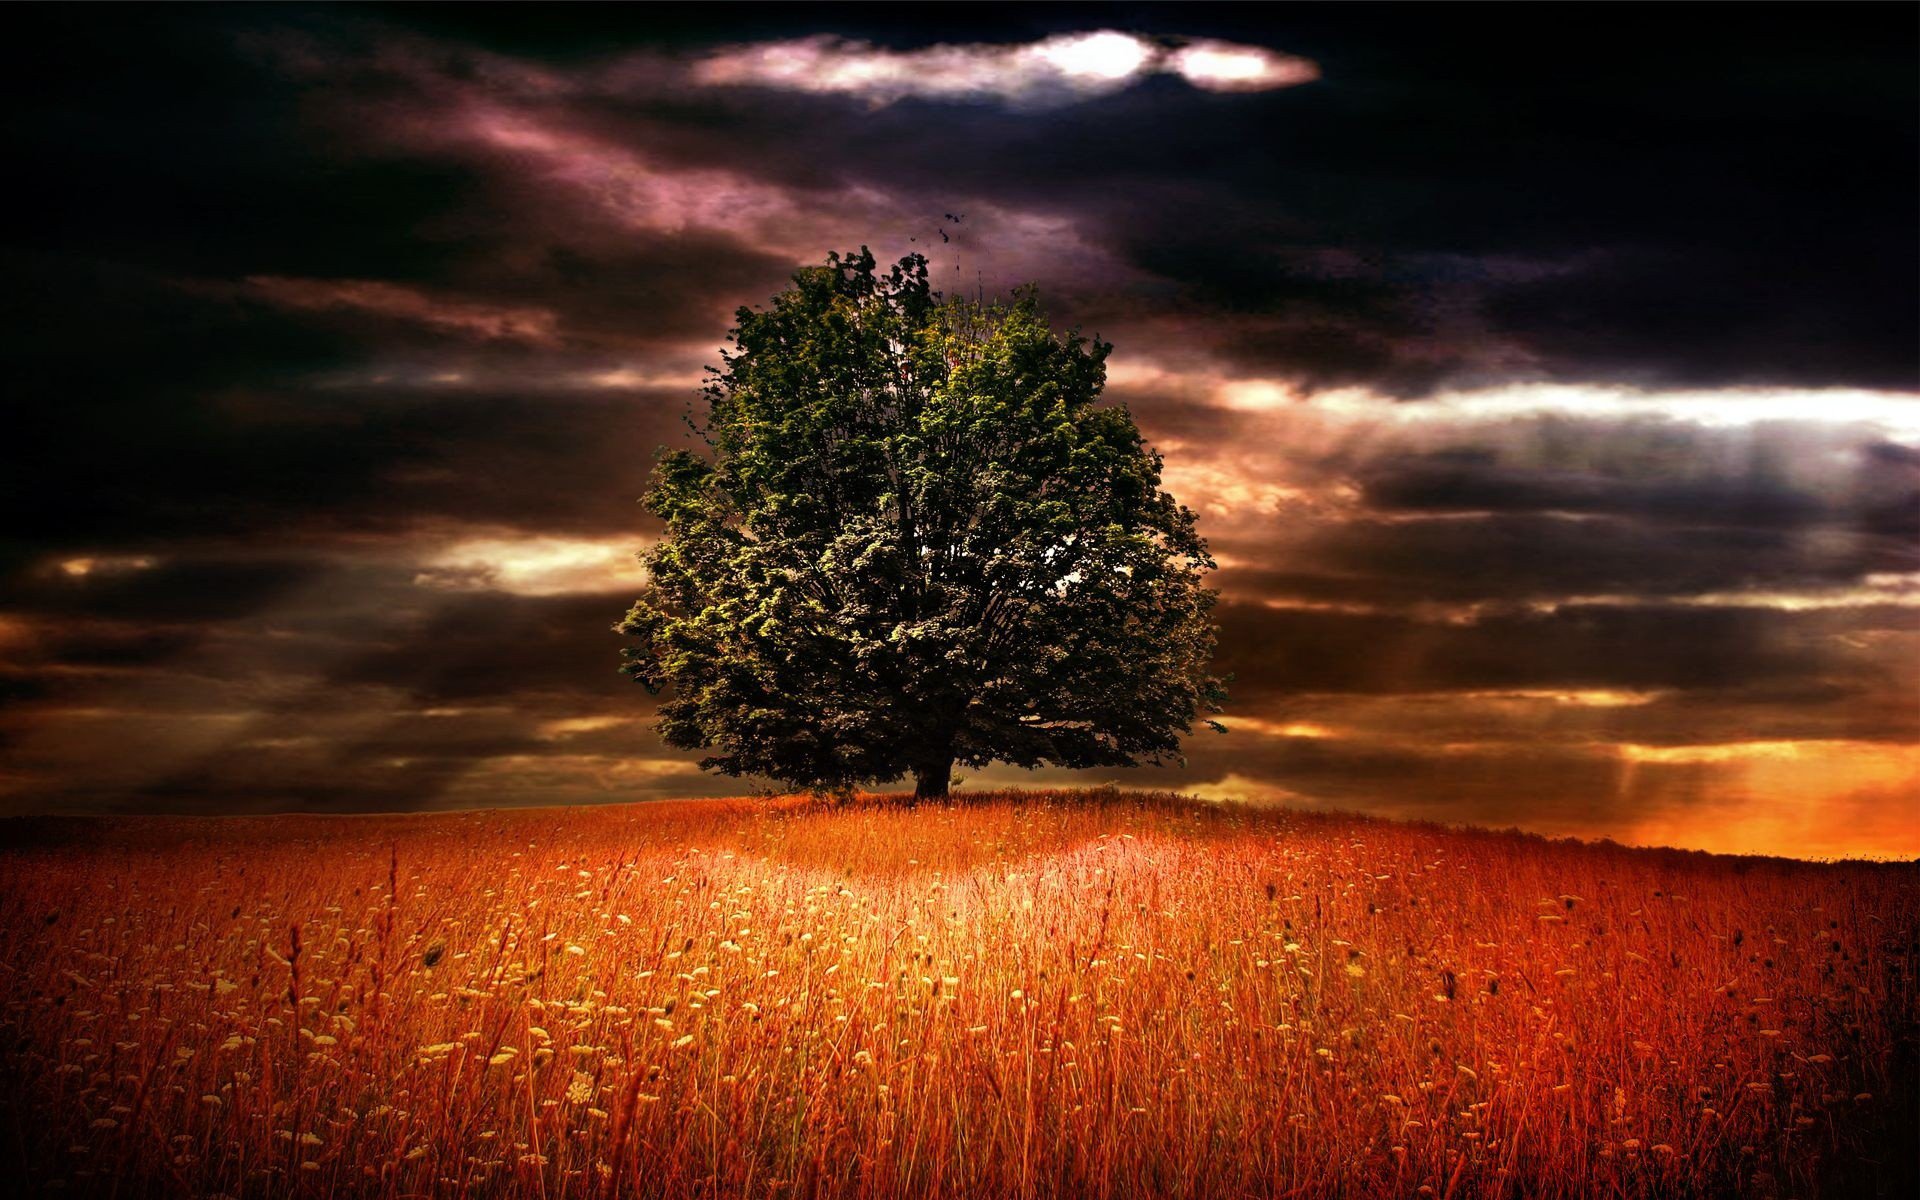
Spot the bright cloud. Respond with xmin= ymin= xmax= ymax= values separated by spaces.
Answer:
xmin=1316 ymin=382 xmax=1920 ymax=438
xmin=537 ymin=715 xmax=637 ymax=740
xmin=1121 ymin=358 xmax=1920 ymax=437
xmin=1453 ymin=689 xmax=1664 ymax=708
xmin=53 ymin=555 xmax=158 ymax=579
xmin=1224 ymin=718 xmax=1340 ymax=739
xmin=415 ymin=535 xmax=649 ymax=596
xmin=1534 ymin=573 xmax=1920 ymax=612
xmin=1168 ymin=40 xmax=1320 ymax=92
xmin=1250 ymin=579 xmax=1920 ymax=623
xmin=1185 ymin=773 xmax=1316 ymax=806
xmin=690 ymin=31 xmax=1318 ymax=108
xmin=1157 ymin=460 xmax=1353 ymax=523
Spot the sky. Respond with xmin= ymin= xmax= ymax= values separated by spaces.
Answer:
xmin=2 ymin=4 xmax=1915 ymax=859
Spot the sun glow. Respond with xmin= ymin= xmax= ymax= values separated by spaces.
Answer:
xmin=1617 ymin=738 xmax=1899 ymax=765
xmin=1617 ymin=740 xmax=1920 ymax=859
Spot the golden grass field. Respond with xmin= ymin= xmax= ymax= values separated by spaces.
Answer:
xmin=1 ymin=790 xmax=1914 ymax=1199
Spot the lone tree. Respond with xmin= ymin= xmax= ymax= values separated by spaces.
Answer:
xmin=618 ymin=248 xmax=1224 ymax=800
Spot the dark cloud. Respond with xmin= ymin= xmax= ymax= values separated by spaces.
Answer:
xmin=617 ymin=5 xmax=1916 ymax=394
xmin=3 ymin=258 xmax=696 ymax=555
xmin=1487 ymin=244 xmax=1917 ymax=394
xmin=1211 ymin=599 xmax=1917 ymax=705
xmin=330 ymin=589 xmax=640 ymax=707
xmin=1215 ymin=515 xmax=1909 ymax=607
xmin=1356 ymin=450 xmax=1832 ymax=528
xmin=2 ymin=558 xmax=323 ymax=622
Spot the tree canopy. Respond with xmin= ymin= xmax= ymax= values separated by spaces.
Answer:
xmin=618 ymin=248 xmax=1224 ymax=799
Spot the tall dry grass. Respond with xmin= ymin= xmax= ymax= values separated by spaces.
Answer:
xmin=0 ymin=789 xmax=1914 ymax=1198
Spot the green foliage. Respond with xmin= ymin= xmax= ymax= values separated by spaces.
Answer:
xmin=618 ymin=248 xmax=1225 ymax=798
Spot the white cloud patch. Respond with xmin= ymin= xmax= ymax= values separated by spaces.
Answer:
xmin=690 ymin=30 xmax=1317 ymax=108
xmin=1114 ymin=357 xmax=1920 ymax=438
xmin=1310 ymin=382 xmax=1920 ymax=439
xmin=1166 ymin=39 xmax=1319 ymax=92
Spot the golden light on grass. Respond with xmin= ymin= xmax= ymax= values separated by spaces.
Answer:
xmin=0 ymin=790 xmax=1911 ymax=1198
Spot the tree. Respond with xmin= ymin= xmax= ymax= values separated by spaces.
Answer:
xmin=618 ymin=248 xmax=1224 ymax=800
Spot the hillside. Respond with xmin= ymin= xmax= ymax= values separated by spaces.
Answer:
xmin=1 ymin=790 xmax=1914 ymax=1198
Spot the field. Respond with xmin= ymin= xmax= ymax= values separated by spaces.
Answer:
xmin=1 ymin=790 xmax=1914 ymax=1199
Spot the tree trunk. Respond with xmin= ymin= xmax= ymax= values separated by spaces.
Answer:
xmin=912 ymin=755 xmax=953 ymax=802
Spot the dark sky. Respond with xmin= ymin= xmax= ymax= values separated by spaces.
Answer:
xmin=2 ymin=3 xmax=1915 ymax=857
